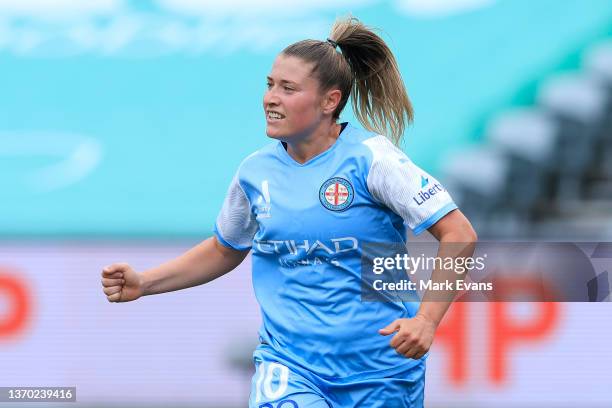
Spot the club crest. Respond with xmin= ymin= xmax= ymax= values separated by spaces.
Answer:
xmin=319 ymin=177 xmax=354 ymax=211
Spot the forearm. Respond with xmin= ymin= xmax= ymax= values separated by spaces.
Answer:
xmin=141 ymin=237 xmax=248 ymax=296
xmin=416 ymin=230 xmax=477 ymax=326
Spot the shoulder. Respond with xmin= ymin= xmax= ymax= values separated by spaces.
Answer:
xmin=361 ymin=134 xmax=408 ymax=164
xmin=342 ymin=123 xmax=411 ymax=171
xmin=235 ymin=141 xmax=279 ymax=179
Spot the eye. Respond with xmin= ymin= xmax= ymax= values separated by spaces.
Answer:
xmin=283 ymin=86 xmax=294 ymax=92
xmin=266 ymin=82 xmax=273 ymax=89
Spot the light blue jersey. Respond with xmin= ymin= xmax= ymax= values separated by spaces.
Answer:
xmin=215 ymin=122 xmax=456 ymax=381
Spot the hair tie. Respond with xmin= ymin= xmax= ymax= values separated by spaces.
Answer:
xmin=326 ymin=38 xmax=338 ymax=49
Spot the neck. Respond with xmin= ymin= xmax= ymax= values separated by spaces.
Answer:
xmin=285 ymin=121 xmax=342 ymax=164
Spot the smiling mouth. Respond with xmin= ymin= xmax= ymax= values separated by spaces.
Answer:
xmin=266 ymin=110 xmax=285 ymax=120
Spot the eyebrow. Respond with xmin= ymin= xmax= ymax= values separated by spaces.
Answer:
xmin=266 ymin=76 xmax=298 ymax=86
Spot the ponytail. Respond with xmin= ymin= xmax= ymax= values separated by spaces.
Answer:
xmin=282 ymin=17 xmax=413 ymax=146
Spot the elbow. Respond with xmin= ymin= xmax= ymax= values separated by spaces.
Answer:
xmin=459 ymin=219 xmax=478 ymax=244
xmin=464 ymin=223 xmax=478 ymax=243
xmin=439 ymin=219 xmax=478 ymax=244
xmin=430 ymin=209 xmax=478 ymax=243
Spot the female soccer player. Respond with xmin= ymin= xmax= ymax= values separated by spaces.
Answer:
xmin=101 ymin=17 xmax=476 ymax=408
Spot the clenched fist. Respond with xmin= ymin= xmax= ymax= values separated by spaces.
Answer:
xmin=101 ymin=263 xmax=144 ymax=302
xmin=378 ymin=314 xmax=438 ymax=359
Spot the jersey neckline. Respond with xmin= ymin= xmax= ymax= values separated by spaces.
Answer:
xmin=276 ymin=122 xmax=351 ymax=167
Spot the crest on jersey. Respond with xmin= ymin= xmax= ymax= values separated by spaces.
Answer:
xmin=319 ymin=177 xmax=354 ymax=211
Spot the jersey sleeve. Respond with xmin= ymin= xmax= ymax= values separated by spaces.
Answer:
xmin=364 ymin=135 xmax=457 ymax=235
xmin=214 ymin=172 xmax=258 ymax=250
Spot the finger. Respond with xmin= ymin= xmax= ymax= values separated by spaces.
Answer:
xmin=103 ymin=286 xmax=122 ymax=296
xmin=102 ymin=278 xmax=125 ymax=287
xmin=390 ymin=331 xmax=411 ymax=348
xmin=395 ymin=339 xmax=412 ymax=355
xmin=102 ymin=270 xmax=124 ymax=279
xmin=412 ymin=341 xmax=431 ymax=360
xmin=101 ymin=269 xmax=123 ymax=276
xmin=379 ymin=320 xmax=401 ymax=336
xmin=102 ymin=263 xmax=128 ymax=274
xmin=394 ymin=339 xmax=417 ymax=358
xmin=107 ymin=292 xmax=122 ymax=302
xmin=403 ymin=341 xmax=427 ymax=359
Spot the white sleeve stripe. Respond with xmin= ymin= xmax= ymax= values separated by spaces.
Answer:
xmin=214 ymin=222 xmax=252 ymax=250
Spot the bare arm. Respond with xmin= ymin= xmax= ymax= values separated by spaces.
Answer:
xmin=101 ymin=236 xmax=249 ymax=302
xmin=415 ymin=209 xmax=478 ymax=325
xmin=141 ymin=236 xmax=248 ymax=296
xmin=379 ymin=209 xmax=477 ymax=358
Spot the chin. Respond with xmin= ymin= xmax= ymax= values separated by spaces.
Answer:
xmin=265 ymin=123 xmax=311 ymax=142
xmin=265 ymin=126 xmax=287 ymax=141
xmin=265 ymin=129 xmax=281 ymax=140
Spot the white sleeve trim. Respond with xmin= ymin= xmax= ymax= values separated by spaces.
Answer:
xmin=363 ymin=135 xmax=456 ymax=235
xmin=214 ymin=173 xmax=257 ymax=249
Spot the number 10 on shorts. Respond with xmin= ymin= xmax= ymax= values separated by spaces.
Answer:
xmin=254 ymin=361 xmax=290 ymax=403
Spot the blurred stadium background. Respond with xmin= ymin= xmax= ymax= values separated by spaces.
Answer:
xmin=1 ymin=0 xmax=612 ymax=407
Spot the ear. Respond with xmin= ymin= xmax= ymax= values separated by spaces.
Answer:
xmin=321 ymin=89 xmax=342 ymax=116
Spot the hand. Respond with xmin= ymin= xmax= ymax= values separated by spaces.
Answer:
xmin=101 ymin=263 xmax=144 ymax=302
xmin=379 ymin=314 xmax=438 ymax=359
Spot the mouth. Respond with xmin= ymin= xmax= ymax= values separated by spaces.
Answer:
xmin=266 ymin=110 xmax=285 ymax=122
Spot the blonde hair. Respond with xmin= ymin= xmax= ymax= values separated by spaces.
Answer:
xmin=282 ymin=17 xmax=413 ymax=145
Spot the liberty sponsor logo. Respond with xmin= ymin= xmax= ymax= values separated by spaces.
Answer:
xmin=319 ymin=177 xmax=354 ymax=211
xmin=413 ymin=175 xmax=446 ymax=206
xmin=421 ymin=175 xmax=429 ymax=188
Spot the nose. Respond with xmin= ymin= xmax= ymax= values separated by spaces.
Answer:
xmin=263 ymin=87 xmax=280 ymax=108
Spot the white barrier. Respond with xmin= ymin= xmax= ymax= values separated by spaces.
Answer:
xmin=0 ymin=243 xmax=610 ymax=406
